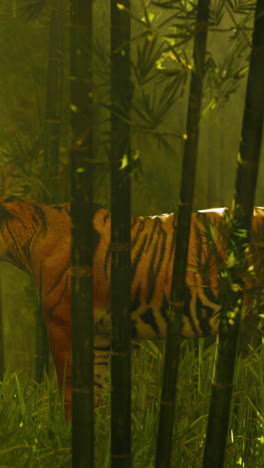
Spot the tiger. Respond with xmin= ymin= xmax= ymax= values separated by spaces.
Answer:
xmin=0 ymin=194 xmax=263 ymax=420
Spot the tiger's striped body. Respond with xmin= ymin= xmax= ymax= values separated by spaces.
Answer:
xmin=0 ymin=195 xmax=263 ymax=418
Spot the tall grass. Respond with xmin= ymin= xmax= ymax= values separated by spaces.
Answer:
xmin=0 ymin=370 xmax=71 ymax=467
xmin=1 ymin=338 xmax=264 ymax=467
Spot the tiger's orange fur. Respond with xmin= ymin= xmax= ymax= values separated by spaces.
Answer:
xmin=0 ymin=195 xmax=263 ymax=419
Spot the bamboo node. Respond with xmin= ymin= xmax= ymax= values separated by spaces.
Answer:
xmin=112 ymin=454 xmax=131 ymax=460
xmin=237 ymin=155 xmax=258 ymax=167
xmin=46 ymin=118 xmax=61 ymax=123
xmin=71 ymin=24 xmax=90 ymax=31
xmin=72 ymin=387 xmax=92 ymax=394
xmin=48 ymin=57 xmax=64 ymax=63
xmin=212 ymin=380 xmax=233 ymax=388
xmin=168 ymin=300 xmax=185 ymax=308
xmin=71 ymin=144 xmax=89 ymax=152
xmin=178 ymin=201 xmax=191 ymax=207
xmin=110 ymin=242 xmax=130 ymax=252
xmin=160 ymin=399 xmax=174 ymax=406
xmin=71 ymin=265 xmax=92 ymax=277
xmin=111 ymin=351 xmax=130 ymax=357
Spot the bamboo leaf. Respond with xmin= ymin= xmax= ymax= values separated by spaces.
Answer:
xmin=19 ymin=0 xmax=48 ymax=21
xmin=14 ymin=373 xmax=26 ymax=418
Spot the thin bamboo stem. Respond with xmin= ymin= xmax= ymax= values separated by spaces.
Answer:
xmin=110 ymin=1 xmax=132 ymax=467
xmin=155 ymin=0 xmax=210 ymax=466
xmin=203 ymin=1 xmax=264 ymax=466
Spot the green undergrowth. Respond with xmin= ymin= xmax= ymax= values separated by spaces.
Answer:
xmin=0 ymin=368 xmax=71 ymax=467
xmin=1 ymin=338 xmax=264 ymax=467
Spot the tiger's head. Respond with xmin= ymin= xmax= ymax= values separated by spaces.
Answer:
xmin=0 ymin=195 xmax=47 ymax=271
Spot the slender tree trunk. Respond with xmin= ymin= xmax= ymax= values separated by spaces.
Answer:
xmin=35 ymin=0 xmax=65 ymax=384
xmin=110 ymin=2 xmax=132 ymax=468
xmin=43 ymin=0 xmax=65 ymax=200
xmin=155 ymin=1 xmax=210 ymax=466
xmin=70 ymin=0 xmax=95 ymax=466
xmin=203 ymin=2 xmax=264 ymax=467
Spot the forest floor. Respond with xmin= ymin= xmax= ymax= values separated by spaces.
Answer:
xmin=0 ymin=338 xmax=264 ymax=467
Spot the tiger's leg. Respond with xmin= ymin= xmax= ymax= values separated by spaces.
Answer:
xmin=59 ymin=335 xmax=110 ymax=414
xmin=47 ymin=322 xmax=110 ymax=418
xmin=58 ymin=335 xmax=111 ymax=416
xmin=94 ymin=335 xmax=111 ymax=407
xmin=45 ymin=321 xmax=72 ymax=420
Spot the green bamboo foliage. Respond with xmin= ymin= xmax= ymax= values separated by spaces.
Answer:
xmin=70 ymin=0 xmax=95 ymax=466
xmin=35 ymin=0 xmax=65 ymax=384
xmin=155 ymin=1 xmax=210 ymax=467
xmin=203 ymin=2 xmax=264 ymax=467
xmin=110 ymin=2 xmax=132 ymax=467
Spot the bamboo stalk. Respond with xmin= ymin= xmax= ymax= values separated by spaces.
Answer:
xmin=43 ymin=0 xmax=65 ymax=200
xmin=110 ymin=2 xmax=132 ymax=467
xmin=70 ymin=0 xmax=95 ymax=466
xmin=35 ymin=0 xmax=65 ymax=384
xmin=203 ymin=2 xmax=264 ymax=467
xmin=155 ymin=0 xmax=210 ymax=466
